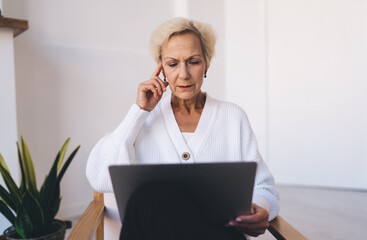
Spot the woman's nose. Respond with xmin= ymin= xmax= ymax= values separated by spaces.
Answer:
xmin=178 ymin=64 xmax=190 ymax=80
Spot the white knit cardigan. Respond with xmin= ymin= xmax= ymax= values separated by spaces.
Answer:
xmin=86 ymin=94 xmax=279 ymax=221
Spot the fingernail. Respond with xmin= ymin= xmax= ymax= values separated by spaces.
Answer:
xmin=228 ymin=221 xmax=234 ymax=226
xmin=236 ymin=217 xmax=242 ymax=222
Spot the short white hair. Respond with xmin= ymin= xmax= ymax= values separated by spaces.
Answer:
xmin=150 ymin=17 xmax=217 ymax=64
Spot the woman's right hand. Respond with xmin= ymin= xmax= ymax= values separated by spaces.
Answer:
xmin=136 ymin=63 xmax=168 ymax=112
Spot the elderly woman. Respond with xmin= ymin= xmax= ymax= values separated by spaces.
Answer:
xmin=87 ymin=17 xmax=279 ymax=239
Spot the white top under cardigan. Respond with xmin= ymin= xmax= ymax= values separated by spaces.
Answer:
xmin=86 ymin=94 xmax=280 ymax=227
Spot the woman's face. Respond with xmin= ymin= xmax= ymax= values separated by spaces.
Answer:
xmin=161 ymin=33 xmax=207 ymax=100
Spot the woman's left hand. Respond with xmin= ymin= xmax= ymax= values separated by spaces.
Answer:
xmin=226 ymin=203 xmax=270 ymax=237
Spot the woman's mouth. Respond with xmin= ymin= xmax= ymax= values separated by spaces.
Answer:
xmin=178 ymin=85 xmax=193 ymax=89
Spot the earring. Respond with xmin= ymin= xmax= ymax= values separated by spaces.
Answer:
xmin=204 ymin=71 xmax=207 ymax=78
xmin=163 ymin=77 xmax=167 ymax=82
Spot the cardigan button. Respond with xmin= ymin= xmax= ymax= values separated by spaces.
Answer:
xmin=181 ymin=152 xmax=190 ymax=161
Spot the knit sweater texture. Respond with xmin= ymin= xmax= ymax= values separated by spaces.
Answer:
xmin=86 ymin=94 xmax=279 ymax=220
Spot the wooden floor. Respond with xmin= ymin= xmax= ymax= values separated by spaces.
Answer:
xmin=66 ymin=185 xmax=367 ymax=240
xmin=257 ymin=185 xmax=367 ymax=240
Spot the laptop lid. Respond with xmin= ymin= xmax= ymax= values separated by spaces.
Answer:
xmin=109 ymin=162 xmax=257 ymax=224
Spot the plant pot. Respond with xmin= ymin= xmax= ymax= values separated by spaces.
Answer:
xmin=2 ymin=220 xmax=71 ymax=240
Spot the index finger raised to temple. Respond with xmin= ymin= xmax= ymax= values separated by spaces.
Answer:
xmin=151 ymin=62 xmax=163 ymax=78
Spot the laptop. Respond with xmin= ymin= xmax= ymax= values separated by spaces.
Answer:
xmin=109 ymin=162 xmax=257 ymax=224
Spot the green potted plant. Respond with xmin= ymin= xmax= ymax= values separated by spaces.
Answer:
xmin=0 ymin=137 xmax=80 ymax=240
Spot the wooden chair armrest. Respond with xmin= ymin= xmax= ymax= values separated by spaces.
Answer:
xmin=67 ymin=199 xmax=105 ymax=240
xmin=268 ymin=216 xmax=307 ymax=240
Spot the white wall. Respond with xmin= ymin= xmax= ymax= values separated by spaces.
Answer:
xmin=224 ymin=0 xmax=268 ymax=160
xmin=267 ymin=0 xmax=367 ymax=188
xmin=225 ymin=0 xmax=367 ymax=189
xmin=0 ymin=0 xmax=20 ymax=228
xmin=0 ymin=27 xmax=19 ymax=234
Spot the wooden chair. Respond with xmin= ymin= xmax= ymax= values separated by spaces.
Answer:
xmin=68 ymin=191 xmax=307 ymax=240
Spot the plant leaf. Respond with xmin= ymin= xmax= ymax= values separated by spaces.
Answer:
xmin=0 ymin=199 xmax=15 ymax=225
xmin=0 ymin=153 xmax=21 ymax=205
xmin=57 ymin=138 xmax=70 ymax=173
xmin=0 ymin=163 xmax=22 ymax=204
xmin=44 ymin=186 xmax=60 ymax=231
xmin=17 ymin=142 xmax=27 ymax=195
xmin=40 ymin=151 xmax=59 ymax=199
xmin=0 ymin=185 xmax=17 ymax=211
xmin=49 ymin=196 xmax=61 ymax=223
xmin=57 ymin=145 xmax=80 ymax=182
xmin=14 ymin=202 xmax=33 ymax=238
xmin=40 ymin=152 xmax=60 ymax=228
xmin=20 ymin=137 xmax=38 ymax=198
xmin=0 ymin=153 xmax=11 ymax=174
xmin=15 ymin=190 xmax=44 ymax=238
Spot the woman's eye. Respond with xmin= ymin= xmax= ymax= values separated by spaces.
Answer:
xmin=189 ymin=61 xmax=199 ymax=65
xmin=168 ymin=63 xmax=177 ymax=67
